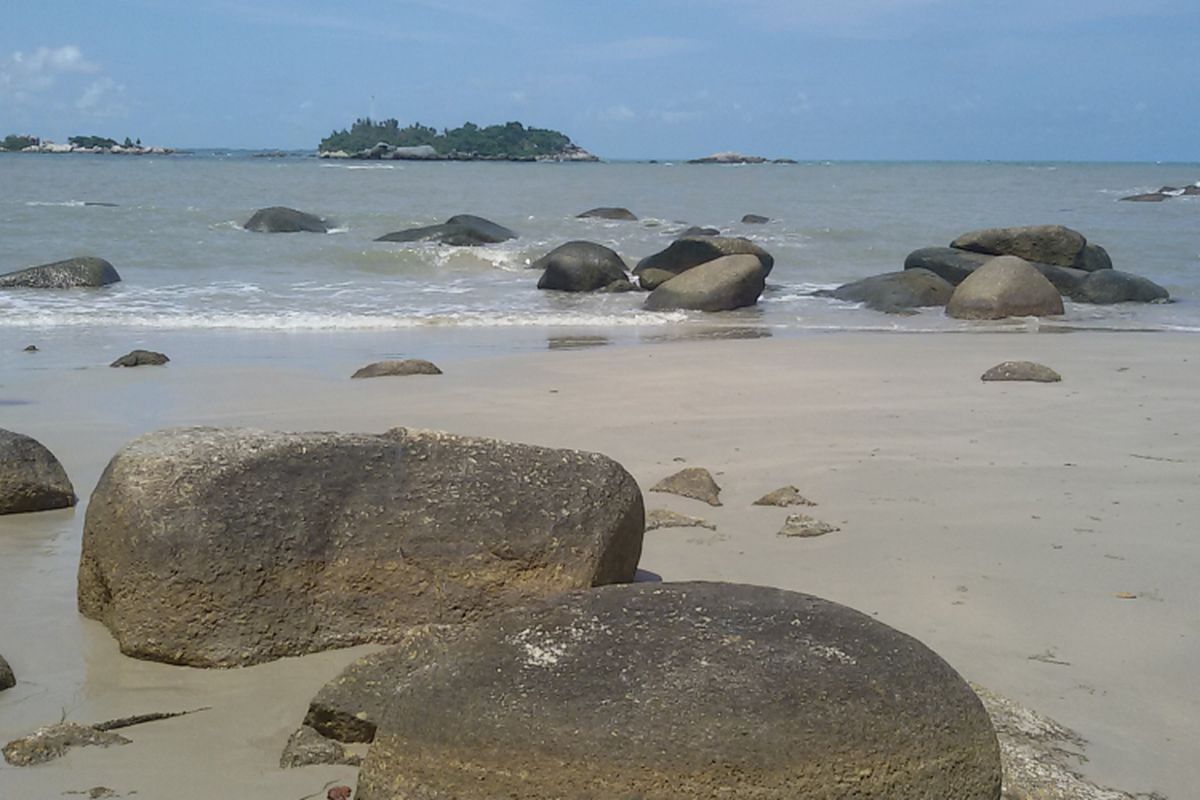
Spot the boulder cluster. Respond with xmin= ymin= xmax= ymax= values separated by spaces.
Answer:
xmin=1120 ymin=182 xmax=1200 ymax=202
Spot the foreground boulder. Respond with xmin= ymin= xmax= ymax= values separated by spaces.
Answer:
xmin=0 ymin=429 xmax=77 ymax=515
xmin=355 ymin=582 xmax=1002 ymax=800
xmin=576 ymin=206 xmax=637 ymax=221
xmin=533 ymin=241 xmax=630 ymax=292
xmin=0 ymin=256 xmax=121 ymax=288
xmin=823 ymin=268 xmax=954 ymax=313
xmin=1070 ymin=270 xmax=1169 ymax=304
xmin=78 ymin=426 xmax=644 ymax=667
xmin=243 ymin=207 xmax=329 ymax=233
xmin=351 ymin=359 xmax=442 ymax=378
xmin=376 ymin=214 xmax=515 ymax=245
xmin=634 ymin=236 xmax=774 ymax=290
xmin=643 ymin=254 xmax=766 ymax=311
xmin=946 ymin=256 xmax=1064 ymax=320
xmin=0 ymin=654 xmax=13 ymax=691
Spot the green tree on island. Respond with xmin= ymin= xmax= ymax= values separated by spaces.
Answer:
xmin=1 ymin=134 xmax=39 ymax=151
xmin=319 ymin=118 xmax=574 ymax=157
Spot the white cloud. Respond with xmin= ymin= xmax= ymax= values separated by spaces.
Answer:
xmin=596 ymin=104 xmax=637 ymax=122
xmin=0 ymin=45 xmax=98 ymax=97
xmin=76 ymin=76 xmax=127 ymax=116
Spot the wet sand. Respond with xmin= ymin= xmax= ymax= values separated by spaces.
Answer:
xmin=1 ymin=331 xmax=1197 ymax=798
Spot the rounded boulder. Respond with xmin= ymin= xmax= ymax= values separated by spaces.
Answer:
xmin=946 ymin=256 xmax=1064 ymax=320
xmin=356 ymin=582 xmax=1002 ymax=800
xmin=950 ymin=224 xmax=1086 ymax=268
xmin=243 ymin=206 xmax=329 ymax=233
xmin=0 ymin=256 xmax=121 ymax=289
xmin=635 ymin=236 xmax=774 ymax=289
xmin=0 ymin=429 xmax=77 ymax=515
xmin=1072 ymin=270 xmax=1169 ymax=304
xmin=643 ymin=254 xmax=766 ymax=311
xmin=828 ymin=268 xmax=954 ymax=313
xmin=534 ymin=241 xmax=629 ymax=292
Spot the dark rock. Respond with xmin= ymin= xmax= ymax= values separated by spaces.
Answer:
xmin=327 ymin=786 xmax=352 ymax=800
xmin=0 ymin=654 xmax=13 ymax=691
xmin=0 ymin=429 xmax=77 ymax=515
xmin=1119 ymin=192 xmax=1168 ymax=202
xmin=778 ymin=513 xmax=839 ymax=538
xmin=23 ymin=344 xmax=38 ymax=352
xmin=280 ymin=725 xmax=361 ymax=768
xmin=741 ymin=214 xmax=770 ymax=224
xmin=576 ymin=207 xmax=637 ymax=221
xmin=826 ymin=268 xmax=954 ymax=313
xmin=1183 ymin=185 xmax=1200 ymax=196
xmin=635 ymin=236 xmax=774 ymax=289
xmin=355 ymin=582 xmax=1002 ymax=800
xmin=533 ymin=241 xmax=629 ymax=292
xmin=753 ymin=486 xmax=816 ymax=507
xmin=649 ymin=467 xmax=722 ymax=506
xmin=677 ymin=226 xmax=720 ymax=237
xmin=643 ymin=254 xmax=766 ymax=311
xmin=351 ymin=359 xmax=442 ymax=379
xmin=1074 ymin=243 xmax=1113 ymax=273
xmin=2 ymin=723 xmax=130 ymax=767
xmin=950 ymin=224 xmax=1086 ymax=268
xmin=904 ymin=247 xmax=1087 ymax=294
xmin=645 ymin=509 xmax=716 ymax=531
xmin=981 ymin=361 xmax=1062 ymax=383
xmin=0 ymin=256 xmax=121 ymax=288
xmin=376 ymin=214 xmax=516 ymax=245
xmin=243 ymin=206 xmax=329 ymax=233
xmin=946 ymin=256 xmax=1064 ymax=320
xmin=599 ymin=277 xmax=636 ymax=293
xmin=1071 ymin=270 xmax=1169 ymax=304
xmin=78 ymin=426 xmax=644 ymax=667
xmin=110 ymin=349 xmax=169 ymax=367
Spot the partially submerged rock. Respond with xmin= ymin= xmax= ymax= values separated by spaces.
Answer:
xmin=824 ymin=268 xmax=954 ymax=313
xmin=645 ymin=508 xmax=716 ymax=531
xmin=946 ymin=256 xmax=1064 ymax=320
xmin=110 ymin=349 xmax=169 ymax=367
xmin=576 ymin=207 xmax=637 ymax=221
xmin=635 ymin=236 xmax=774 ymax=289
xmin=243 ymin=206 xmax=329 ymax=233
xmin=0 ymin=428 xmax=77 ymax=515
xmin=649 ymin=467 xmax=722 ymax=506
xmin=351 ymin=359 xmax=442 ymax=379
xmin=0 ymin=654 xmax=13 ymax=691
xmin=950 ymin=224 xmax=1088 ymax=269
xmin=355 ymin=582 xmax=1002 ymax=799
xmin=2 ymin=723 xmax=130 ymax=767
xmin=78 ymin=426 xmax=644 ymax=666
xmin=533 ymin=241 xmax=630 ymax=292
xmin=753 ymin=486 xmax=816 ymax=507
xmin=778 ymin=513 xmax=839 ymax=538
xmin=742 ymin=213 xmax=770 ymax=224
xmin=0 ymin=256 xmax=121 ymax=288
xmin=376 ymin=214 xmax=516 ymax=245
xmin=903 ymin=247 xmax=1089 ymax=293
xmin=280 ymin=725 xmax=361 ymax=769
xmin=981 ymin=361 xmax=1062 ymax=383
xmin=1071 ymin=270 xmax=1170 ymax=304
xmin=643 ymin=254 xmax=767 ymax=312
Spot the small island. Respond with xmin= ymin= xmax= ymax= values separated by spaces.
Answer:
xmin=1 ymin=133 xmax=173 ymax=155
xmin=318 ymin=118 xmax=598 ymax=162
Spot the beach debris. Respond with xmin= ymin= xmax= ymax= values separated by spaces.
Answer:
xmin=109 ymin=349 xmax=169 ymax=367
xmin=752 ymin=485 xmax=817 ymax=507
xmin=649 ymin=466 xmax=722 ymax=506
xmin=0 ymin=653 xmax=13 ymax=691
xmin=981 ymin=361 xmax=1062 ymax=383
xmin=1027 ymin=649 xmax=1072 ymax=667
xmin=23 ymin=344 xmax=37 ymax=351
xmin=0 ymin=428 xmax=77 ymax=515
xmin=644 ymin=508 xmax=716 ymax=531
xmin=576 ymin=206 xmax=637 ymax=221
xmin=0 ymin=256 xmax=121 ymax=288
xmin=1113 ymin=592 xmax=1138 ymax=600
xmin=2 ymin=707 xmax=209 ymax=766
xmin=64 ymin=787 xmax=118 ymax=798
xmin=280 ymin=725 xmax=361 ymax=769
xmin=351 ymin=358 xmax=442 ymax=379
xmin=243 ymin=206 xmax=329 ymax=233
xmin=777 ymin=513 xmax=839 ymax=538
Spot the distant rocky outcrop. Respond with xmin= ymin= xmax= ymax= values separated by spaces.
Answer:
xmin=821 ymin=268 xmax=955 ymax=314
xmin=243 ymin=207 xmax=329 ymax=234
xmin=318 ymin=119 xmax=598 ymax=162
xmin=0 ymin=256 xmax=121 ymax=288
xmin=376 ymin=214 xmax=516 ymax=245
xmin=0 ymin=429 xmax=77 ymax=515
xmin=688 ymin=152 xmax=768 ymax=164
xmin=533 ymin=241 xmax=631 ymax=292
xmin=643 ymin=254 xmax=767 ymax=312
xmin=351 ymin=359 xmax=442 ymax=379
xmin=576 ymin=207 xmax=637 ymax=221
xmin=946 ymin=256 xmax=1064 ymax=320
xmin=78 ymin=426 xmax=644 ymax=667
xmin=1119 ymin=183 xmax=1200 ymax=202
xmin=353 ymin=582 xmax=1003 ymax=799
xmin=634 ymin=236 xmax=774 ymax=290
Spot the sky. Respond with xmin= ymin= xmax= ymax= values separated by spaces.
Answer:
xmin=1 ymin=0 xmax=1198 ymax=161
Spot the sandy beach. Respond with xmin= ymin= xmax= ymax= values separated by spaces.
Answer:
xmin=1 ymin=330 xmax=1197 ymax=798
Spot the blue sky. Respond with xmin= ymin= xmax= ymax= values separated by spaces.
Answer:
xmin=2 ymin=0 xmax=1197 ymax=160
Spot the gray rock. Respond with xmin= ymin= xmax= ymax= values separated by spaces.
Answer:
xmin=0 ymin=256 xmax=121 ymax=288
xmin=1071 ymin=270 xmax=1169 ymax=304
xmin=643 ymin=254 xmax=766 ymax=311
xmin=1119 ymin=192 xmax=1169 ymax=202
xmin=826 ymin=268 xmax=954 ymax=313
xmin=533 ymin=241 xmax=629 ymax=292
xmin=778 ymin=513 xmax=839 ymax=538
xmin=0 ymin=429 xmax=77 ymax=515
xmin=243 ymin=206 xmax=329 ymax=233
xmin=1075 ymin=243 xmax=1113 ymax=273
xmin=2 ymin=723 xmax=130 ymax=767
xmin=576 ymin=207 xmax=637 ymax=221
xmin=753 ymin=486 xmax=816 ymax=507
xmin=950 ymin=224 xmax=1086 ymax=268
xmin=376 ymin=214 xmax=516 ymax=245
xmin=110 ymin=349 xmax=169 ymax=367
xmin=649 ymin=467 xmax=722 ymax=506
xmin=355 ymin=582 xmax=1002 ymax=800
xmin=635 ymin=236 xmax=774 ymax=289
xmin=280 ymin=725 xmax=361 ymax=768
xmin=0 ymin=654 xmax=13 ymax=691
xmin=677 ymin=226 xmax=720 ymax=237
xmin=981 ymin=361 xmax=1062 ymax=383
xmin=645 ymin=508 xmax=716 ymax=531
xmin=904 ymin=247 xmax=1088 ymax=293
xmin=741 ymin=213 xmax=770 ymax=224
xmin=351 ymin=359 xmax=442 ymax=379
xmin=78 ymin=426 xmax=644 ymax=667
xmin=946 ymin=256 xmax=1064 ymax=320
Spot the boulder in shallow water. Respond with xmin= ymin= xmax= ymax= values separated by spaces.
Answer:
xmin=0 ymin=256 xmax=121 ymax=288
xmin=950 ymin=224 xmax=1086 ymax=268
xmin=78 ymin=426 xmax=644 ymax=667
xmin=576 ymin=206 xmax=638 ymax=221
xmin=375 ymin=214 xmax=515 ymax=245
xmin=981 ymin=361 xmax=1062 ymax=383
xmin=354 ymin=582 xmax=1002 ymax=800
xmin=0 ymin=429 xmax=77 ymax=515
xmin=904 ymin=247 xmax=1087 ymax=294
xmin=1071 ymin=270 xmax=1169 ymax=304
xmin=0 ymin=654 xmax=13 ymax=691
xmin=741 ymin=213 xmax=770 ymax=224
xmin=351 ymin=359 xmax=442 ymax=379
xmin=243 ymin=206 xmax=329 ymax=233
xmin=110 ymin=349 xmax=169 ymax=367
xmin=826 ymin=268 xmax=954 ymax=313
xmin=1119 ymin=192 xmax=1169 ymax=202
xmin=635 ymin=235 xmax=774 ymax=289
xmin=946 ymin=256 xmax=1064 ymax=320
xmin=643 ymin=254 xmax=766 ymax=311
xmin=533 ymin=241 xmax=629 ymax=292
xmin=677 ymin=225 xmax=720 ymax=237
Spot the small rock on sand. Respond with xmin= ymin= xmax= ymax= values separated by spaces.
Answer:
xmin=110 ymin=349 xmax=169 ymax=367
xmin=645 ymin=508 xmax=716 ymax=531
xmin=981 ymin=361 xmax=1062 ymax=383
xmin=649 ymin=467 xmax=722 ymax=505
xmin=280 ymin=725 xmax=361 ymax=768
xmin=0 ymin=654 xmax=13 ymax=691
xmin=2 ymin=723 xmax=130 ymax=767
xmin=753 ymin=486 xmax=816 ymax=507
xmin=778 ymin=513 xmax=839 ymax=538
xmin=351 ymin=359 xmax=442 ymax=379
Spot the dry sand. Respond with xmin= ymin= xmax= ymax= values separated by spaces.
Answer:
xmin=1 ymin=331 xmax=1197 ymax=798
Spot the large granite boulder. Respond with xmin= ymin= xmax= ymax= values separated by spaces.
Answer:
xmin=77 ymin=426 xmax=644 ymax=667
xmin=243 ymin=207 xmax=329 ymax=233
xmin=946 ymin=256 xmax=1064 ymax=320
xmin=904 ymin=247 xmax=1088 ymax=293
xmin=824 ymin=268 xmax=954 ymax=313
xmin=950 ymin=224 xmax=1087 ymax=269
xmin=0 ymin=654 xmax=13 ymax=691
xmin=1071 ymin=270 xmax=1169 ymax=304
xmin=0 ymin=429 xmax=77 ymax=515
xmin=576 ymin=207 xmax=637 ymax=221
xmin=375 ymin=214 xmax=516 ymax=245
xmin=634 ymin=236 xmax=774 ymax=290
xmin=533 ymin=241 xmax=629 ymax=292
xmin=0 ymin=257 xmax=121 ymax=288
xmin=355 ymin=582 xmax=1002 ymax=800
xmin=643 ymin=254 xmax=766 ymax=312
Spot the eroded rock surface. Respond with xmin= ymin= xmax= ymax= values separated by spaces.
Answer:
xmin=649 ymin=467 xmax=722 ymax=506
xmin=0 ymin=428 xmax=77 ymax=515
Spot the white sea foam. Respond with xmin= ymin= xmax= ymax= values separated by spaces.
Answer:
xmin=25 ymin=200 xmax=87 ymax=207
